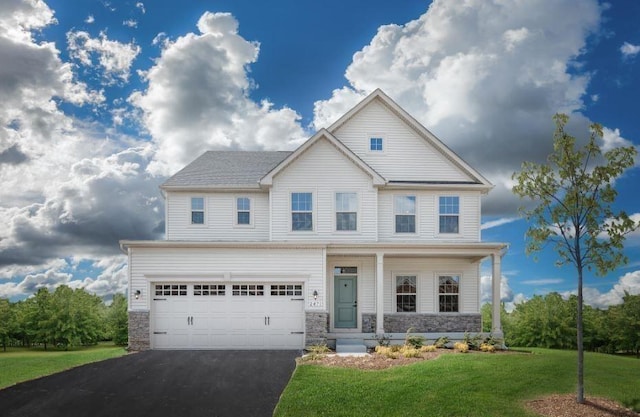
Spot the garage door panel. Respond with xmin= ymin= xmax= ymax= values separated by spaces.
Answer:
xmin=152 ymin=282 xmax=305 ymax=350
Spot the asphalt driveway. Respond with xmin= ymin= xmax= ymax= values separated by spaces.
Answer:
xmin=0 ymin=350 xmax=300 ymax=417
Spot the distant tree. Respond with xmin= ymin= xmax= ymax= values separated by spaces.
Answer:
xmin=25 ymin=288 xmax=55 ymax=349
xmin=509 ymin=293 xmax=574 ymax=349
xmin=512 ymin=113 xmax=638 ymax=403
xmin=0 ymin=298 xmax=13 ymax=351
xmin=608 ymin=293 xmax=640 ymax=357
xmin=108 ymin=293 xmax=129 ymax=346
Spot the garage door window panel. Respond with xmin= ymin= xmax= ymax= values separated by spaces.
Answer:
xmin=155 ymin=284 xmax=187 ymax=296
xmin=271 ymin=284 xmax=303 ymax=296
xmin=194 ymin=284 xmax=225 ymax=296
xmin=233 ymin=284 xmax=264 ymax=296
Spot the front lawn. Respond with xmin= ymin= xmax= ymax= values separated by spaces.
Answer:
xmin=0 ymin=343 xmax=128 ymax=389
xmin=274 ymin=349 xmax=640 ymax=417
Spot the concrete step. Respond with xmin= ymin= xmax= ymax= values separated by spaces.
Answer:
xmin=336 ymin=339 xmax=367 ymax=354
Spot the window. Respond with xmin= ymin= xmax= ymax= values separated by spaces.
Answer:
xmin=291 ymin=192 xmax=313 ymax=231
xmin=370 ymin=137 xmax=383 ymax=151
xmin=155 ymin=284 xmax=187 ymax=296
xmin=395 ymin=195 xmax=416 ymax=233
xmin=439 ymin=196 xmax=459 ymax=234
xmin=271 ymin=284 xmax=303 ymax=296
xmin=336 ymin=192 xmax=357 ymax=231
xmin=396 ymin=275 xmax=417 ymax=312
xmin=194 ymin=284 xmax=225 ymax=296
xmin=236 ymin=197 xmax=251 ymax=225
xmin=232 ymin=284 xmax=264 ymax=296
xmin=191 ymin=197 xmax=204 ymax=224
xmin=439 ymin=275 xmax=460 ymax=312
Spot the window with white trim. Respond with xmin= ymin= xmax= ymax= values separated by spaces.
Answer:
xmin=395 ymin=195 xmax=416 ymax=233
xmin=370 ymin=137 xmax=383 ymax=151
xmin=194 ymin=284 xmax=225 ymax=296
xmin=291 ymin=192 xmax=313 ymax=231
xmin=236 ymin=197 xmax=251 ymax=225
xmin=191 ymin=197 xmax=205 ymax=225
xmin=438 ymin=275 xmax=459 ymax=312
xmin=396 ymin=275 xmax=417 ymax=312
xmin=232 ymin=284 xmax=264 ymax=296
xmin=270 ymin=284 xmax=303 ymax=296
xmin=155 ymin=284 xmax=187 ymax=296
xmin=336 ymin=192 xmax=357 ymax=231
xmin=439 ymin=196 xmax=459 ymax=234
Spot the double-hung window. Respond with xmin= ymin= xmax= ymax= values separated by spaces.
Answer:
xmin=336 ymin=192 xmax=357 ymax=231
xmin=191 ymin=197 xmax=204 ymax=224
xmin=439 ymin=275 xmax=460 ymax=312
xmin=439 ymin=196 xmax=459 ymax=234
xmin=396 ymin=275 xmax=417 ymax=312
xmin=291 ymin=192 xmax=313 ymax=231
xmin=236 ymin=197 xmax=251 ymax=225
xmin=395 ymin=195 xmax=416 ymax=233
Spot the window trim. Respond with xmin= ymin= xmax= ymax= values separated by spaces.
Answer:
xmin=335 ymin=192 xmax=358 ymax=232
xmin=394 ymin=273 xmax=418 ymax=313
xmin=394 ymin=194 xmax=417 ymax=234
xmin=290 ymin=191 xmax=314 ymax=232
xmin=369 ymin=136 xmax=384 ymax=152
xmin=437 ymin=273 xmax=461 ymax=313
xmin=438 ymin=195 xmax=460 ymax=235
xmin=234 ymin=196 xmax=253 ymax=227
xmin=190 ymin=196 xmax=206 ymax=226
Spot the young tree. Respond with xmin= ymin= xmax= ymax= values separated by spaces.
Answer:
xmin=512 ymin=113 xmax=638 ymax=403
xmin=108 ymin=293 xmax=129 ymax=346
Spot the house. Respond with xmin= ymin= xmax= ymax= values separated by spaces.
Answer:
xmin=120 ymin=89 xmax=507 ymax=351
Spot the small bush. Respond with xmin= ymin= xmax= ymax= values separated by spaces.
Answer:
xmin=400 ymin=346 xmax=422 ymax=358
xmin=390 ymin=344 xmax=403 ymax=352
xmin=454 ymin=342 xmax=469 ymax=353
xmin=376 ymin=334 xmax=391 ymax=347
xmin=421 ymin=344 xmax=438 ymax=352
xmin=307 ymin=344 xmax=331 ymax=354
xmin=463 ymin=332 xmax=484 ymax=350
xmin=480 ymin=343 xmax=496 ymax=353
xmin=405 ymin=335 xmax=426 ymax=349
xmin=375 ymin=345 xmax=400 ymax=359
xmin=434 ymin=336 xmax=449 ymax=348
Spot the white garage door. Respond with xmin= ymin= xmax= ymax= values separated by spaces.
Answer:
xmin=151 ymin=283 xmax=305 ymax=349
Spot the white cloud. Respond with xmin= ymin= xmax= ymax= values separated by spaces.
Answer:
xmin=123 ymin=19 xmax=137 ymax=28
xmin=312 ymin=0 xmax=605 ymax=216
xmin=85 ymin=15 xmax=95 ymax=24
xmin=520 ymin=278 xmax=564 ymax=285
xmin=136 ymin=2 xmax=145 ymax=14
xmin=620 ymin=41 xmax=640 ymax=58
xmin=561 ymin=270 xmax=640 ymax=309
xmin=131 ymin=11 xmax=306 ymax=175
xmin=481 ymin=217 xmax=519 ymax=230
xmin=67 ymin=30 xmax=141 ymax=85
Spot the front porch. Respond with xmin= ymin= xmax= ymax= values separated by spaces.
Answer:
xmin=305 ymin=242 xmax=507 ymax=348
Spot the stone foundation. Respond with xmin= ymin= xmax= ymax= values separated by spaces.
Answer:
xmin=128 ymin=310 xmax=150 ymax=351
xmin=361 ymin=313 xmax=481 ymax=334
xmin=305 ymin=312 xmax=329 ymax=347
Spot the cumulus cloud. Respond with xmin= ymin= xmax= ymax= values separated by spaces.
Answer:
xmin=130 ymin=11 xmax=306 ymax=175
xmin=620 ymin=41 xmax=640 ymax=58
xmin=560 ymin=270 xmax=640 ymax=309
xmin=312 ymin=0 xmax=609 ymax=216
xmin=67 ymin=30 xmax=141 ymax=84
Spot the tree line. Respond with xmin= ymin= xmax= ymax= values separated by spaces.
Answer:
xmin=483 ymin=292 xmax=640 ymax=357
xmin=0 ymin=286 xmax=128 ymax=351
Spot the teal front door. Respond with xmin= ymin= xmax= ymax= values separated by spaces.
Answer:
xmin=334 ymin=276 xmax=357 ymax=328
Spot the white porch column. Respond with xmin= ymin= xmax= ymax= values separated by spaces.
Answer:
xmin=376 ymin=252 xmax=385 ymax=334
xmin=491 ymin=252 xmax=504 ymax=340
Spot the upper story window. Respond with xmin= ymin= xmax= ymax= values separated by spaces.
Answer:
xmin=335 ymin=192 xmax=357 ymax=231
xmin=236 ymin=197 xmax=251 ymax=225
xmin=439 ymin=196 xmax=460 ymax=234
xmin=191 ymin=197 xmax=205 ymax=224
xmin=291 ymin=192 xmax=313 ymax=231
xmin=396 ymin=275 xmax=417 ymax=312
xmin=395 ymin=195 xmax=416 ymax=233
xmin=439 ymin=275 xmax=460 ymax=312
xmin=369 ymin=137 xmax=383 ymax=151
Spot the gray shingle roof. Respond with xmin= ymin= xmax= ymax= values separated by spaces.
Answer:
xmin=161 ymin=151 xmax=292 ymax=189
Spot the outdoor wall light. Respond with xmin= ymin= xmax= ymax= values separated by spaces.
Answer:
xmin=134 ymin=289 xmax=141 ymax=300
xmin=313 ymin=290 xmax=318 ymax=300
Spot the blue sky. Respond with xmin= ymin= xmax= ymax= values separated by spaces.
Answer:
xmin=0 ymin=0 xmax=638 ymax=309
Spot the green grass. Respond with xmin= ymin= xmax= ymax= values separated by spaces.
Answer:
xmin=274 ymin=349 xmax=640 ymax=417
xmin=0 ymin=343 xmax=127 ymax=389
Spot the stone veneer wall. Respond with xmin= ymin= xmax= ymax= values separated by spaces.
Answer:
xmin=305 ymin=312 xmax=329 ymax=346
xmin=128 ymin=311 xmax=150 ymax=351
xmin=361 ymin=313 xmax=481 ymax=333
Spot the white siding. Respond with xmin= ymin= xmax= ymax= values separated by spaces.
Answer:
xmin=270 ymin=138 xmax=378 ymax=242
xmin=165 ymin=191 xmax=270 ymax=241
xmin=378 ymin=190 xmax=481 ymax=242
xmin=383 ymin=257 xmax=480 ymax=314
xmin=332 ymin=100 xmax=473 ymax=182
xmin=129 ymin=247 xmax=325 ymax=312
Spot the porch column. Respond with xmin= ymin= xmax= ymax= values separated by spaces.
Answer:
xmin=491 ymin=252 xmax=504 ymax=340
xmin=376 ymin=252 xmax=385 ymax=334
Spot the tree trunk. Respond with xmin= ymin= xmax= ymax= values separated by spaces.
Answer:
xmin=577 ymin=265 xmax=584 ymax=404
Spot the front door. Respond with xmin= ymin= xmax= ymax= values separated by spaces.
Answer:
xmin=334 ymin=274 xmax=357 ymax=328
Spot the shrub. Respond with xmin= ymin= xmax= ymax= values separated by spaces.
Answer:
xmin=376 ymin=333 xmax=391 ymax=347
xmin=405 ymin=335 xmax=426 ymax=349
xmin=307 ymin=344 xmax=331 ymax=354
xmin=480 ymin=343 xmax=496 ymax=353
xmin=421 ymin=344 xmax=438 ymax=352
xmin=375 ymin=345 xmax=400 ymax=359
xmin=400 ymin=346 xmax=422 ymax=358
xmin=463 ymin=332 xmax=484 ymax=350
xmin=434 ymin=336 xmax=449 ymax=348
xmin=454 ymin=342 xmax=469 ymax=353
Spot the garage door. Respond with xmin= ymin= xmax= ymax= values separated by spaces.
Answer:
xmin=151 ymin=283 xmax=305 ymax=349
